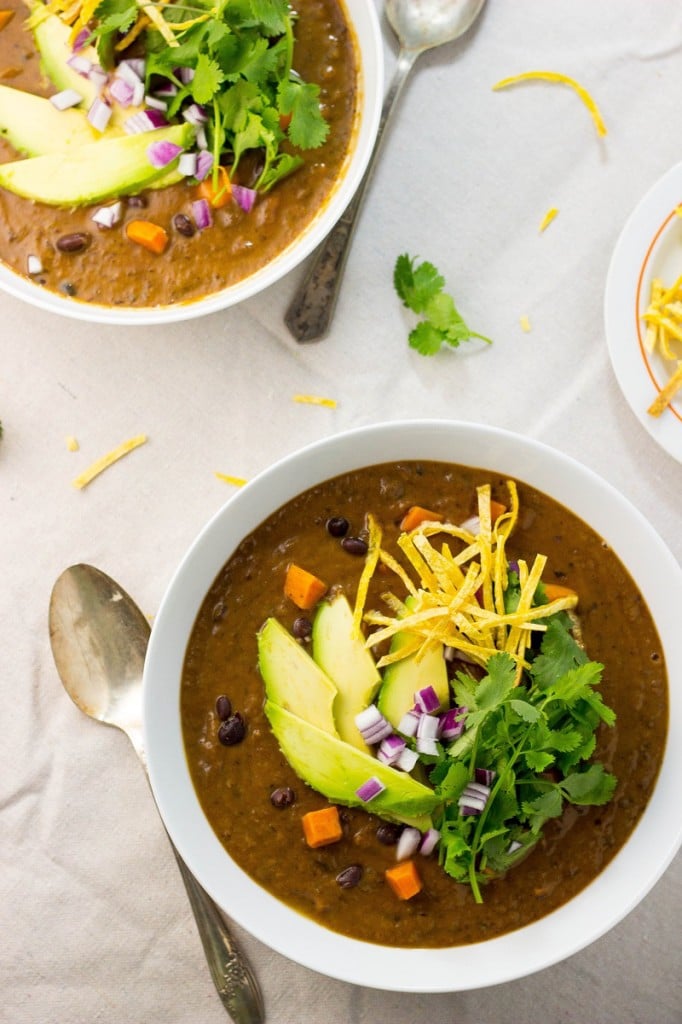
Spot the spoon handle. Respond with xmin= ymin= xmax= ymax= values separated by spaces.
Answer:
xmin=284 ymin=48 xmax=418 ymax=343
xmin=171 ymin=843 xmax=265 ymax=1024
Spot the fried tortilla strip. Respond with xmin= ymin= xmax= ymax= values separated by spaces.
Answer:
xmin=648 ymin=362 xmax=682 ymax=418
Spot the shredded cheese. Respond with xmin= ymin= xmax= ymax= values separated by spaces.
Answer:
xmin=72 ymin=434 xmax=147 ymax=489
xmin=492 ymin=71 xmax=607 ymax=138
xmin=642 ymin=273 xmax=682 ymax=416
xmin=539 ymin=207 xmax=559 ymax=232
xmin=65 ymin=435 xmax=80 ymax=452
xmin=353 ymin=481 xmax=578 ymax=684
xmin=293 ymin=394 xmax=338 ymax=408
xmin=214 ymin=472 xmax=247 ymax=487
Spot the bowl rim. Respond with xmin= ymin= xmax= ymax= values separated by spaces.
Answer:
xmin=143 ymin=419 xmax=682 ymax=992
xmin=0 ymin=0 xmax=384 ymax=325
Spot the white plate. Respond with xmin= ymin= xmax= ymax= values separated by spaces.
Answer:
xmin=604 ymin=162 xmax=682 ymax=462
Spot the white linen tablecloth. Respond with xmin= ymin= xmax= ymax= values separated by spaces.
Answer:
xmin=1 ymin=1 xmax=680 ymax=1021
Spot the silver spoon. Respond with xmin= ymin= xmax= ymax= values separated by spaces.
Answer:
xmin=285 ymin=0 xmax=487 ymax=342
xmin=48 ymin=563 xmax=265 ymax=1024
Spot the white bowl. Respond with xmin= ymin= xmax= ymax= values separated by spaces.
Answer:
xmin=0 ymin=0 xmax=383 ymax=325
xmin=143 ymin=420 xmax=682 ymax=992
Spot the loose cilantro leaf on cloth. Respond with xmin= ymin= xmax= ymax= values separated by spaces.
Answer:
xmin=434 ymin=610 xmax=617 ymax=903
xmin=393 ymin=254 xmax=493 ymax=355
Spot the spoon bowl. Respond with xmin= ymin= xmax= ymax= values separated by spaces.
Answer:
xmin=48 ymin=564 xmax=264 ymax=1024
xmin=386 ymin=0 xmax=487 ymax=52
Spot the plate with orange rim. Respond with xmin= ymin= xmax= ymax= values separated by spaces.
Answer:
xmin=604 ymin=161 xmax=682 ymax=462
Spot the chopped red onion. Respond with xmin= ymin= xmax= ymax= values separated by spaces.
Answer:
xmin=183 ymin=102 xmax=208 ymax=125
xmin=416 ymin=714 xmax=439 ymax=740
xmin=130 ymin=79 xmax=145 ymax=107
xmin=192 ymin=198 xmax=212 ymax=230
xmin=376 ymin=734 xmax=406 ymax=765
xmin=177 ymin=66 xmax=195 ymax=84
xmin=147 ymin=139 xmax=184 ymax=169
xmin=154 ymin=82 xmax=178 ymax=99
xmin=475 ymin=767 xmax=496 ymax=787
xmin=362 ymin=720 xmax=394 ymax=745
xmin=397 ymin=710 xmax=420 ymax=737
xmin=91 ymin=201 xmax=122 ymax=228
xmin=457 ymin=781 xmax=491 ymax=815
xmin=123 ymin=57 xmax=146 ymax=80
xmin=71 ymin=27 xmax=90 ymax=52
xmin=144 ymin=108 xmax=168 ymax=129
xmin=49 ymin=89 xmax=83 ymax=111
xmin=88 ymin=65 xmax=109 ymax=93
xmin=439 ymin=706 xmax=466 ymax=741
xmin=109 ymin=76 xmax=134 ymax=108
xmin=459 ymin=515 xmax=480 ymax=533
xmin=145 ymin=95 xmax=167 ymax=111
xmin=355 ymin=705 xmax=383 ymax=733
xmin=414 ymin=685 xmax=440 ymax=714
xmin=355 ymin=776 xmax=385 ymax=802
xmin=508 ymin=560 xmax=519 ymax=573
xmin=395 ymin=746 xmax=419 ymax=772
xmin=116 ymin=60 xmax=143 ymax=88
xmin=507 ymin=840 xmax=523 ymax=854
xmin=27 ymin=254 xmax=42 ymax=275
xmin=87 ymin=97 xmax=112 ymax=132
xmin=196 ymin=125 xmax=208 ymax=150
xmin=66 ymin=54 xmax=92 ymax=77
xmin=416 ymin=736 xmax=438 ymax=756
xmin=460 ymin=805 xmax=483 ymax=817
xmin=396 ymin=827 xmax=421 ymax=860
xmin=178 ymin=152 xmax=197 ymax=177
xmin=194 ymin=150 xmax=214 ymax=182
xmin=232 ymin=184 xmax=257 ymax=213
xmin=465 ymin=781 xmax=491 ymax=800
xmin=418 ymin=828 xmax=440 ymax=856
xmin=123 ymin=112 xmax=151 ymax=135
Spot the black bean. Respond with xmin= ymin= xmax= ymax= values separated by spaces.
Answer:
xmin=127 ymin=195 xmax=147 ymax=208
xmin=270 ymin=786 xmax=296 ymax=809
xmin=215 ymin=694 xmax=232 ymax=721
xmin=336 ymin=864 xmax=363 ymax=889
xmin=56 ymin=232 xmax=90 ymax=253
xmin=218 ymin=712 xmax=246 ymax=746
xmin=59 ymin=282 xmax=77 ymax=296
xmin=376 ymin=823 xmax=402 ymax=846
xmin=341 ymin=536 xmax=368 ymax=556
xmin=173 ymin=213 xmax=195 ymax=237
xmin=326 ymin=515 xmax=349 ymax=537
xmin=292 ymin=616 xmax=312 ymax=641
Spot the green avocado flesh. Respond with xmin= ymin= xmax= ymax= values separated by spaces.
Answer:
xmin=257 ymin=617 xmax=339 ymax=736
xmin=264 ymin=701 xmax=438 ymax=829
xmin=0 ymin=124 xmax=193 ymax=204
xmin=312 ymin=594 xmax=382 ymax=752
xmin=377 ymin=597 xmax=449 ymax=727
xmin=0 ymin=85 xmax=107 ymax=156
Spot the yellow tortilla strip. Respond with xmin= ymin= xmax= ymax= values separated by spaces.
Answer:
xmin=293 ymin=394 xmax=337 ymax=408
xmin=492 ymin=70 xmax=607 ymax=137
xmin=72 ymin=434 xmax=147 ymax=489
xmin=215 ymin=472 xmax=247 ymax=487
xmin=539 ymin=207 xmax=559 ymax=232
xmin=351 ymin=514 xmax=382 ymax=639
xmin=648 ymin=362 xmax=682 ymax=417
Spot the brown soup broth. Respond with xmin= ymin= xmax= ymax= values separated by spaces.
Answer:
xmin=0 ymin=0 xmax=357 ymax=307
xmin=180 ymin=462 xmax=667 ymax=947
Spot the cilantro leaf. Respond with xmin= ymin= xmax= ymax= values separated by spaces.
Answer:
xmin=250 ymin=0 xmax=290 ymax=34
xmin=278 ymin=80 xmax=329 ymax=149
xmin=560 ymin=764 xmax=617 ymax=805
xmin=394 ymin=254 xmax=492 ymax=354
xmin=192 ymin=53 xmax=226 ymax=105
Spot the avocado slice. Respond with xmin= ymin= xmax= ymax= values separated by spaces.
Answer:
xmin=312 ymin=594 xmax=381 ymax=752
xmin=0 ymin=85 xmax=115 ymax=156
xmin=377 ymin=596 xmax=450 ymax=727
xmin=257 ymin=618 xmax=339 ymax=736
xmin=264 ymin=700 xmax=439 ymax=829
xmin=0 ymin=123 xmax=193 ymax=204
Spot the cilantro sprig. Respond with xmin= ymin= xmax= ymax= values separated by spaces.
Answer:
xmin=431 ymin=613 xmax=617 ymax=903
xmin=394 ymin=253 xmax=492 ymax=355
xmin=91 ymin=0 xmax=329 ymax=192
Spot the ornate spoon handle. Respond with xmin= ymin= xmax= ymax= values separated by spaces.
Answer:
xmin=172 ymin=843 xmax=265 ymax=1024
xmin=285 ymin=48 xmax=419 ymax=343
